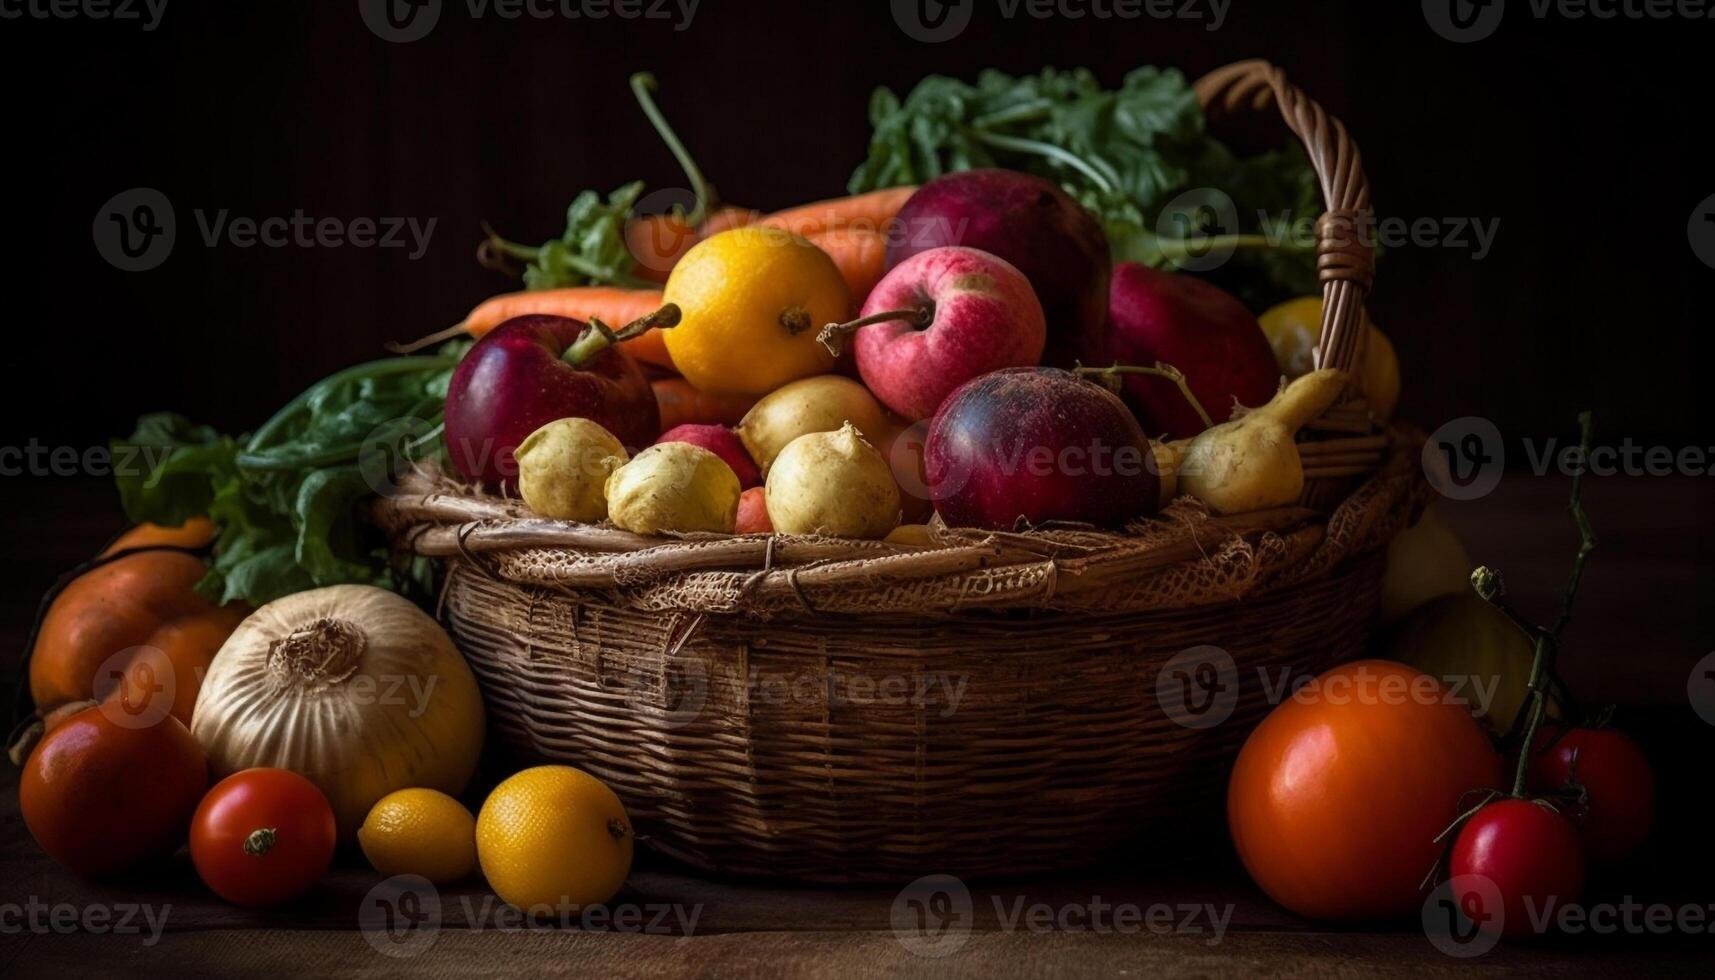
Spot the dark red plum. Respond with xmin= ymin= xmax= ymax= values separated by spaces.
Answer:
xmin=924 ymin=368 xmax=1158 ymax=530
xmin=887 ymin=170 xmax=1111 ymax=369
xmin=1108 ymin=262 xmax=1280 ymax=440
xmin=443 ymin=314 xmax=659 ymax=488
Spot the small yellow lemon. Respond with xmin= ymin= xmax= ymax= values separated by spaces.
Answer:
xmin=1257 ymin=296 xmax=1400 ymax=420
xmin=662 ymin=226 xmax=850 ymax=396
xmin=476 ymin=766 xmax=633 ymax=911
xmin=357 ymin=788 xmax=479 ymax=885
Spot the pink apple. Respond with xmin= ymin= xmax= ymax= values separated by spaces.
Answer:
xmin=654 ymin=424 xmax=761 ymax=488
xmin=820 ymin=246 xmax=1046 ymax=421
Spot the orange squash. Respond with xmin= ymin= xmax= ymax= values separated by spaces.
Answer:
xmin=101 ymin=517 xmax=217 ymax=556
xmin=30 ymin=522 xmax=244 ymax=728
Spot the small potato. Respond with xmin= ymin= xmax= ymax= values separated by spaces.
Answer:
xmin=515 ymin=418 xmax=628 ymax=522
xmin=765 ymin=423 xmax=899 ymax=539
xmin=605 ymin=442 xmax=741 ymax=535
xmin=737 ymin=376 xmax=888 ymax=476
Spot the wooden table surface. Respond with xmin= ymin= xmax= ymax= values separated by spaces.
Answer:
xmin=1 ymin=474 xmax=1711 ymax=977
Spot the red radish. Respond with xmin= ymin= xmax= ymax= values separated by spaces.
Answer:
xmin=1450 ymin=799 xmax=1585 ymax=939
xmin=1526 ymin=727 xmax=1655 ymax=866
xmin=734 ymin=487 xmax=772 ymax=533
xmin=444 ymin=309 xmax=675 ymax=488
xmin=1108 ymin=262 xmax=1280 ymax=439
xmin=819 ymin=247 xmax=1045 ymax=421
xmin=887 ymin=170 xmax=1111 ymax=369
xmin=924 ymin=368 xmax=1158 ymax=530
xmin=655 ymin=423 xmax=761 ymax=488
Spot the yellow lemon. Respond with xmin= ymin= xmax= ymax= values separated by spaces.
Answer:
xmin=476 ymin=766 xmax=633 ymax=911
xmin=1257 ymin=296 xmax=1400 ymax=420
xmin=357 ymin=788 xmax=479 ymax=885
xmin=662 ymin=226 xmax=849 ymax=396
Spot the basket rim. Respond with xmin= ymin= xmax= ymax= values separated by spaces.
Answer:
xmin=376 ymin=430 xmax=1427 ymax=617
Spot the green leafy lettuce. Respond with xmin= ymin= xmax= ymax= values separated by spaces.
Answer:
xmin=848 ymin=66 xmax=1325 ymax=308
xmin=113 ymin=346 xmax=467 ymax=607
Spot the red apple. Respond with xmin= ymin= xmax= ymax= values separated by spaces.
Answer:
xmin=888 ymin=170 xmax=1111 ymax=369
xmin=1108 ymin=262 xmax=1280 ymax=439
xmin=655 ymin=424 xmax=761 ymax=488
xmin=924 ymin=368 xmax=1159 ymax=530
xmin=444 ymin=313 xmax=664 ymax=488
xmin=823 ymin=246 xmax=1045 ymax=421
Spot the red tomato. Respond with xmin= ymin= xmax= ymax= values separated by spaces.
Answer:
xmin=1228 ymin=660 xmax=1503 ymax=922
xmin=1451 ymin=798 xmax=1585 ymax=938
xmin=191 ymin=769 xmax=336 ymax=907
xmin=1526 ymin=726 xmax=1655 ymax=866
xmin=20 ymin=705 xmax=207 ymax=878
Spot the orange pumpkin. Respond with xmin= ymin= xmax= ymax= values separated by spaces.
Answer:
xmin=30 ymin=522 xmax=244 ymax=728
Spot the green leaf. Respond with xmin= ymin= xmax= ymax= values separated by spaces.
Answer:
xmin=112 ymin=413 xmax=238 ymax=528
xmin=495 ymin=182 xmax=656 ymax=291
xmin=114 ymin=344 xmax=468 ymax=608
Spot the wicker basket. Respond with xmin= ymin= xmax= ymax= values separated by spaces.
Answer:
xmin=380 ymin=60 xmax=1418 ymax=882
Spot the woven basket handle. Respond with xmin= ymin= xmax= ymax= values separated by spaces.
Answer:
xmin=1193 ymin=60 xmax=1373 ymax=377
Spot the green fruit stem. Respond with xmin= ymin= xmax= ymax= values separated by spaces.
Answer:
xmin=561 ymin=304 xmax=682 ymax=367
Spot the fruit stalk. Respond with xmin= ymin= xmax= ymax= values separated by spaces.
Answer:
xmin=816 ymin=307 xmax=930 ymax=356
xmin=562 ymin=304 xmax=682 ymax=366
xmin=1073 ymin=362 xmax=1213 ymax=430
xmin=1472 ymin=411 xmax=1597 ymax=798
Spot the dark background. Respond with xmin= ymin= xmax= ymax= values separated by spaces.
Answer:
xmin=1 ymin=0 xmax=1712 ymax=914
xmin=0 ymin=0 xmax=1707 ymax=453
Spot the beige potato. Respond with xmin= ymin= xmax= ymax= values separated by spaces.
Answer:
xmin=736 ymin=376 xmax=888 ymax=476
xmin=605 ymin=442 xmax=740 ymax=535
xmin=765 ymin=423 xmax=899 ymax=539
xmin=515 ymin=418 xmax=628 ymax=522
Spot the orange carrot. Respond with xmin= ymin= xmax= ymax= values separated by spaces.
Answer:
xmin=807 ymin=227 xmax=889 ymax=307
xmin=759 ymin=186 xmax=917 ymax=239
xmin=652 ymin=377 xmax=758 ymax=431
xmin=391 ymin=287 xmax=676 ymax=367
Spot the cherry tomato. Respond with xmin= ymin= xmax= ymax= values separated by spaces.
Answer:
xmin=191 ymin=768 xmax=336 ymax=907
xmin=1451 ymin=798 xmax=1585 ymax=938
xmin=1228 ymin=660 xmax=1503 ymax=922
xmin=20 ymin=704 xmax=207 ymax=878
xmin=1527 ymin=726 xmax=1655 ymax=866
